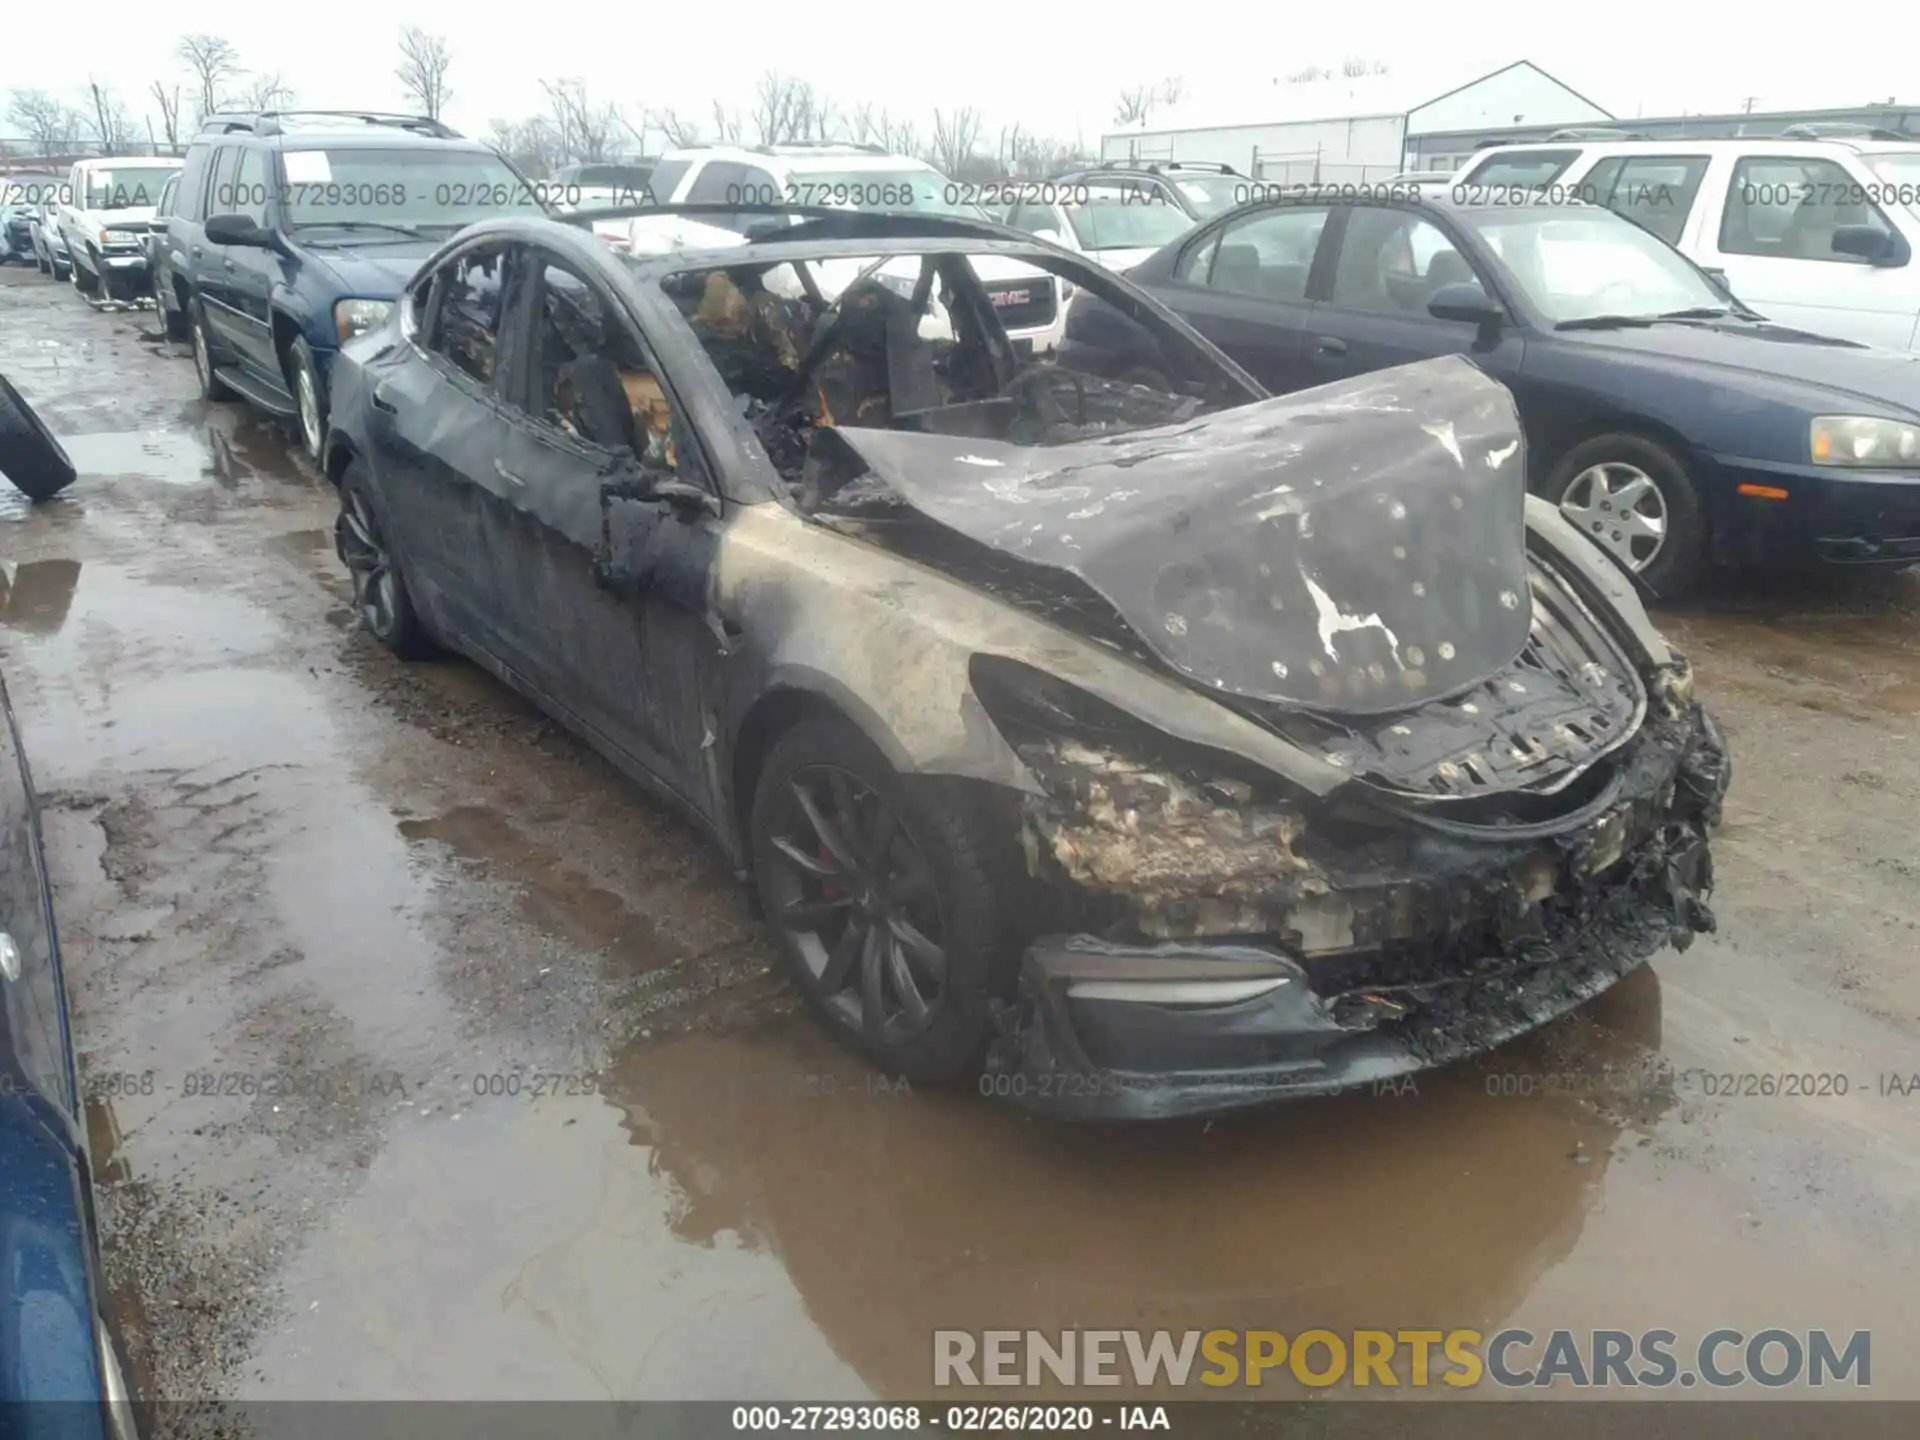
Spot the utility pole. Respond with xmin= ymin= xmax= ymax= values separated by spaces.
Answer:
xmin=1742 ymin=97 xmax=1759 ymax=114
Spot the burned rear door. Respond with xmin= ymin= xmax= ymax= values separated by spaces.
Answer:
xmin=486 ymin=251 xmax=721 ymax=809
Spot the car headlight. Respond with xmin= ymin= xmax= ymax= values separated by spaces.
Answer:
xmin=1810 ymin=415 xmax=1920 ymax=467
xmin=335 ymin=298 xmax=394 ymax=343
xmin=103 ymin=227 xmax=141 ymax=245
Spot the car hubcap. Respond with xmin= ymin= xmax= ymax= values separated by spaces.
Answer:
xmin=764 ymin=764 xmax=948 ymax=1044
xmin=297 ymin=366 xmax=322 ymax=456
xmin=336 ymin=491 xmax=398 ymax=640
xmin=1560 ymin=462 xmax=1668 ymax=571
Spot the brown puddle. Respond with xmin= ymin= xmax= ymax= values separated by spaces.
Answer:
xmin=399 ymin=805 xmax=689 ymax=974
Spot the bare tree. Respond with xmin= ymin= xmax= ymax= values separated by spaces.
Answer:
xmin=927 ymin=107 xmax=984 ymax=178
xmin=1341 ymin=56 xmax=1388 ymax=78
xmin=1158 ymin=75 xmax=1187 ymax=107
xmin=84 ymin=81 xmax=139 ymax=152
xmin=1113 ymin=85 xmax=1157 ymax=127
xmin=651 ymin=107 xmax=703 ymax=148
xmin=1286 ymin=64 xmax=1333 ymax=84
xmin=539 ymin=79 xmax=619 ymax=164
xmin=395 ymin=27 xmax=453 ymax=120
xmin=237 ymin=72 xmax=296 ymax=111
xmin=752 ymin=71 xmax=821 ymax=145
xmin=6 ymin=90 xmax=83 ymax=155
xmin=149 ymin=81 xmax=183 ymax=152
xmin=485 ymin=115 xmax=562 ymax=177
xmin=177 ymin=35 xmax=243 ymax=121
xmin=709 ymin=101 xmax=744 ymax=145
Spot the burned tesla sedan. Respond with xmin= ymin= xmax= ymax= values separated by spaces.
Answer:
xmin=320 ymin=205 xmax=1729 ymax=1119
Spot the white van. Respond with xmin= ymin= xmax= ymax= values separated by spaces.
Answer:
xmin=1453 ymin=137 xmax=1920 ymax=349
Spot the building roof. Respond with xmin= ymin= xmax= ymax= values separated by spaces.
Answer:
xmin=1104 ymin=60 xmax=1606 ymax=140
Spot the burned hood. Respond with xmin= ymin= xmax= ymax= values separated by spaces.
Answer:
xmin=826 ymin=356 xmax=1533 ymax=714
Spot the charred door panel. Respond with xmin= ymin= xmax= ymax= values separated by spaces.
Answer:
xmin=599 ymin=475 xmax=726 ymax=810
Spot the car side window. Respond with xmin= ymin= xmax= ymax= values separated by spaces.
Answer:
xmin=231 ymin=148 xmax=269 ymax=227
xmin=1329 ymin=208 xmax=1477 ymax=316
xmin=430 ymin=247 xmax=511 ymax=386
xmin=1007 ymin=202 xmax=1062 ymax=238
xmin=176 ymin=145 xmax=212 ymax=222
xmin=529 ymin=259 xmax=677 ymax=470
xmin=1174 ymin=231 xmax=1220 ymax=283
xmin=206 ymin=146 xmax=242 ymax=219
xmin=1719 ymin=156 xmax=1896 ymax=263
xmin=155 ymin=174 xmax=178 ymax=219
xmin=648 ymin=157 xmax=691 ymax=202
xmin=1596 ymin=156 xmax=1709 ymax=245
xmin=1201 ymin=207 xmax=1330 ymax=302
xmin=684 ymin=160 xmax=747 ymax=230
xmin=1461 ymin=149 xmax=1582 ymax=189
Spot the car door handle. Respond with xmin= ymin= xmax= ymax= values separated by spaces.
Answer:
xmin=190 ymin=245 xmax=202 ymax=257
xmin=494 ymin=458 xmax=525 ymax=488
xmin=1313 ymin=336 xmax=1347 ymax=357
xmin=371 ymin=386 xmax=398 ymax=415
xmin=223 ymin=258 xmax=235 ymax=271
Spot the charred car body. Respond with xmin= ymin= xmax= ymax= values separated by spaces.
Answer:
xmin=319 ymin=204 xmax=1729 ymax=1119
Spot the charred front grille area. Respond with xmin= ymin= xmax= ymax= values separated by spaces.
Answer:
xmin=977 ymin=651 xmax=1728 ymax=1116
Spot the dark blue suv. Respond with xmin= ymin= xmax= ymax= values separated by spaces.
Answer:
xmin=157 ymin=110 xmax=548 ymax=460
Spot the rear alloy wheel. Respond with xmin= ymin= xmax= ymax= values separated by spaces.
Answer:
xmin=750 ymin=718 xmax=1015 ymax=1081
xmin=1543 ymin=432 xmax=1707 ymax=598
xmin=335 ymin=463 xmax=432 ymax=658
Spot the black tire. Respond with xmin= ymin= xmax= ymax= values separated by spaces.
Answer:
xmin=159 ymin=281 xmax=187 ymax=340
xmin=50 ymin=252 xmax=69 ymax=281
xmin=1540 ymin=432 xmax=1708 ymax=599
xmin=0 ymin=374 xmax=78 ymax=502
xmin=189 ymin=300 xmax=234 ymax=401
xmin=748 ymin=716 xmax=1019 ymax=1082
xmin=288 ymin=337 xmax=327 ymax=462
xmin=36 ymin=249 xmax=51 ymax=275
xmin=335 ymin=461 xmax=433 ymax=659
xmin=71 ymin=250 xmax=100 ymax=297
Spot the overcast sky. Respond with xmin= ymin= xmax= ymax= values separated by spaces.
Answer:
xmin=5 ymin=5 xmax=1917 ymax=150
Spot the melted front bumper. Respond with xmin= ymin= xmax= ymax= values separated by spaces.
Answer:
xmin=984 ymin=705 xmax=1730 ymax=1120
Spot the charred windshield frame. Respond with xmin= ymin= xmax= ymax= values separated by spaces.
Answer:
xmin=643 ymin=240 xmax=1263 ymax=496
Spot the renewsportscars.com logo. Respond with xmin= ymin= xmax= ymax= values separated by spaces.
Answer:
xmin=933 ymin=1328 xmax=1871 ymax=1390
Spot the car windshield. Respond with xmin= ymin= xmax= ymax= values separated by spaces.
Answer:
xmin=1464 ymin=206 xmax=1729 ymax=324
xmin=276 ymin=148 xmax=545 ymax=235
xmin=1866 ymin=153 xmax=1920 ymax=213
xmin=1169 ymin=175 xmax=1244 ymax=218
xmin=778 ymin=169 xmax=981 ymax=218
xmin=85 ymin=166 xmax=179 ymax=209
xmin=1062 ymin=187 xmax=1195 ymax=250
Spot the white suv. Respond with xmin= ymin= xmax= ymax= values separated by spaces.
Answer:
xmin=606 ymin=143 xmax=1067 ymax=354
xmin=1453 ymin=137 xmax=1920 ymax=349
xmin=54 ymin=155 xmax=184 ymax=302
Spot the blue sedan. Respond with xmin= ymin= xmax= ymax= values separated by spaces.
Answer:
xmin=1058 ymin=190 xmax=1920 ymax=595
xmin=0 ymin=654 xmax=134 ymax=1435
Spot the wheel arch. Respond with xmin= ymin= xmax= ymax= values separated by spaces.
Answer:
xmin=728 ymin=682 xmax=918 ymax=850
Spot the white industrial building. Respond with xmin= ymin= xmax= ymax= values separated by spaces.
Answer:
xmin=1099 ymin=61 xmax=1613 ymax=183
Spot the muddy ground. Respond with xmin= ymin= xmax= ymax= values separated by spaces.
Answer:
xmin=2 ymin=265 xmax=1917 ymax=1413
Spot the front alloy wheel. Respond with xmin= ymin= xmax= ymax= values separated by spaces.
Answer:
xmin=1558 ymin=462 xmax=1668 ymax=572
xmin=335 ymin=467 xmax=431 ymax=658
xmin=761 ymin=763 xmax=950 ymax=1046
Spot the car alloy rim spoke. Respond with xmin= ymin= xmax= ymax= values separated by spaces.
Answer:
xmin=817 ymin=914 xmax=865 ymax=990
xmin=777 ymin=893 xmax=857 ymax=930
xmin=789 ymin=777 xmax=861 ymax=873
xmin=770 ymin=833 xmax=844 ymax=880
xmin=881 ymin=930 xmax=931 ymax=1024
xmin=861 ymin=802 xmax=901 ymax=870
xmin=858 ymin=920 xmax=889 ymax=1038
xmin=886 ymin=913 xmax=947 ymax=985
